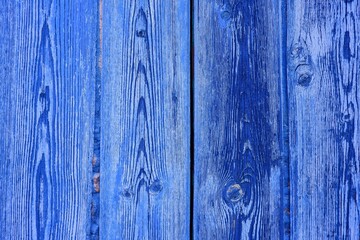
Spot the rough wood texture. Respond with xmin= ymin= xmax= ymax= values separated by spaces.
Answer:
xmin=193 ymin=0 xmax=289 ymax=239
xmin=0 ymin=1 xmax=97 ymax=239
xmin=100 ymin=0 xmax=190 ymax=239
xmin=288 ymin=0 xmax=360 ymax=239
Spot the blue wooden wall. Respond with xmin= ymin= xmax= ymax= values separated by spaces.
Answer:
xmin=0 ymin=0 xmax=359 ymax=239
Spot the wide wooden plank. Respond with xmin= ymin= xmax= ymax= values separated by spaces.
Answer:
xmin=193 ymin=0 xmax=289 ymax=239
xmin=287 ymin=0 xmax=360 ymax=239
xmin=100 ymin=0 xmax=190 ymax=239
xmin=0 ymin=1 xmax=97 ymax=239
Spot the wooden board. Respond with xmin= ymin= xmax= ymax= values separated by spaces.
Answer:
xmin=100 ymin=0 xmax=190 ymax=239
xmin=287 ymin=0 xmax=360 ymax=239
xmin=193 ymin=0 xmax=289 ymax=239
xmin=0 ymin=1 xmax=97 ymax=239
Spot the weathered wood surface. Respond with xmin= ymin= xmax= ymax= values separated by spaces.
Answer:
xmin=100 ymin=0 xmax=190 ymax=239
xmin=193 ymin=0 xmax=289 ymax=239
xmin=2 ymin=1 xmax=359 ymax=239
xmin=0 ymin=1 xmax=97 ymax=239
xmin=287 ymin=0 xmax=360 ymax=239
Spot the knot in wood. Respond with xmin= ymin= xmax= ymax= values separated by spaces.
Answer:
xmin=297 ymin=73 xmax=312 ymax=87
xmin=136 ymin=30 xmax=146 ymax=38
xmin=225 ymin=183 xmax=244 ymax=203
xmin=148 ymin=180 xmax=163 ymax=195
xmin=291 ymin=42 xmax=314 ymax=87
xmin=121 ymin=188 xmax=133 ymax=199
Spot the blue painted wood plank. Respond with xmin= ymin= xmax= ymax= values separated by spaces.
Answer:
xmin=287 ymin=0 xmax=360 ymax=239
xmin=0 ymin=1 xmax=97 ymax=238
xmin=193 ymin=0 xmax=289 ymax=239
xmin=100 ymin=1 xmax=190 ymax=239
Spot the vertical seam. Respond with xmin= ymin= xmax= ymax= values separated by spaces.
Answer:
xmin=280 ymin=0 xmax=290 ymax=239
xmin=190 ymin=0 xmax=195 ymax=239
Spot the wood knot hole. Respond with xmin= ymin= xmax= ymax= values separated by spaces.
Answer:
xmin=148 ymin=180 xmax=163 ymax=195
xmin=295 ymin=64 xmax=313 ymax=87
xmin=291 ymin=45 xmax=304 ymax=59
xmin=220 ymin=11 xmax=231 ymax=20
xmin=298 ymin=73 xmax=312 ymax=87
xmin=225 ymin=183 xmax=244 ymax=203
xmin=136 ymin=30 xmax=146 ymax=38
xmin=121 ymin=188 xmax=133 ymax=199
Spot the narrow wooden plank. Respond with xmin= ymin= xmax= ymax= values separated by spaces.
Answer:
xmin=288 ymin=0 xmax=360 ymax=239
xmin=0 ymin=1 xmax=14 ymax=235
xmin=0 ymin=1 xmax=97 ymax=238
xmin=194 ymin=0 xmax=288 ymax=239
xmin=100 ymin=0 xmax=190 ymax=239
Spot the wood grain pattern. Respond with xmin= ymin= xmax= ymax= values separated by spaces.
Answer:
xmin=0 ymin=1 xmax=97 ymax=238
xmin=193 ymin=0 xmax=289 ymax=239
xmin=2 ymin=0 xmax=359 ymax=239
xmin=100 ymin=0 xmax=190 ymax=239
xmin=287 ymin=0 xmax=360 ymax=239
